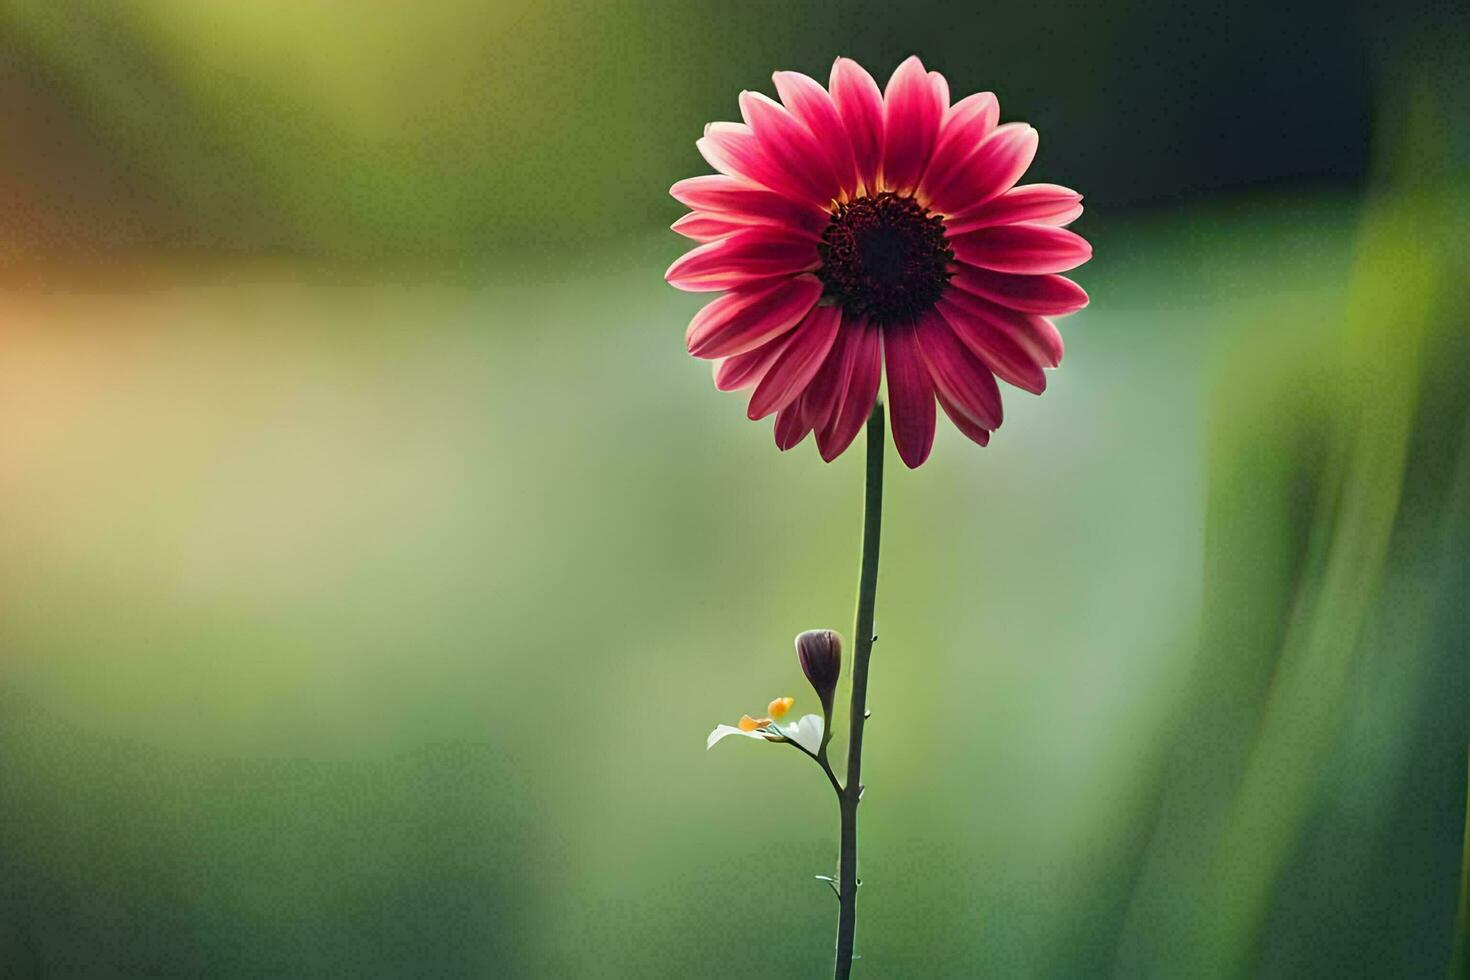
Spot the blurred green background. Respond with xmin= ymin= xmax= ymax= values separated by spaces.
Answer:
xmin=1 ymin=2 xmax=1467 ymax=977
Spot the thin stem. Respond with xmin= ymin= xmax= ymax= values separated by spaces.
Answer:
xmin=777 ymin=730 xmax=843 ymax=797
xmin=833 ymin=401 xmax=884 ymax=979
xmin=1452 ymin=747 xmax=1470 ymax=978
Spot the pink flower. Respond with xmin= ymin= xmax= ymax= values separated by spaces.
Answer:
xmin=667 ymin=56 xmax=1092 ymax=468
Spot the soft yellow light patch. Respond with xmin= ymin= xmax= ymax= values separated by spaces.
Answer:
xmin=767 ymin=696 xmax=795 ymax=720
xmin=738 ymin=714 xmax=773 ymax=732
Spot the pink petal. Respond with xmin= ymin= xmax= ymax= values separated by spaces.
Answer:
xmin=938 ymin=92 xmax=1000 ymax=147
xmin=945 ymin=289 xmax=1065 ymax=368
xmin=773 ymin=71 xmax=859 ymax=198
xmin=740 ymin=91 xmax=842 ymax=206
xmin=817 ymin=321 xmax=881 ymax=462
xmin=924 ymin=123 xmax=1037 ymax=216
xmin=881 ymin=56 xmax=944 ymax=195
xmin=936 ymin=388 xmax=992 ymax=447
xmin=748 ymin=305 xmax=842 ymax=419
xmin=670 ymin=175 xmax=830 ymax=236
xmin=696 ymin=122 xmax=766 ymax=179
xmin=697 ymin=122 xmax=816 ymax=205
xmin=950 ymin=265 xmax=1089 ymax=315
xmin=713 ymin=331 xmax=797 ymax=391
xmin=685 ymin=275 xmax=822 ymax=358
xmin=798 ymin=374 xmax=837 ymax=433
xmin=938 ymin=292 xmax=1050 ymax=393
xmin=829 ymin=58 xmax=885 ymax=196
xmin=671 ymin=212 xmax=751 ymax=242
xmin=949 ymin=222 xmax=1092 ymax=275
xmin=883 ymin=320 xmax=937 ymax=468
xmin=799 ymin=317 xmax=855 ymax=432
xmin=928 ymin=71 xmax=951 ymax=111
xmin=945 ymin=183 xmax=1083 ymax=233
xmin=773 ymin=400 xmax=813 ymax=450
xmin=666 ymin=229 xmax=820 ymax=292
xmin=914 ymin=311 xmax=1004 ymax=429
xmin=917 ymin=92 xmax=1000 ymax=207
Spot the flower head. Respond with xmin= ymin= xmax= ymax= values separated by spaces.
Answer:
xmin=668 ymin=56 xmax=1091 ymax=467
xmin=707 ymin=695 xmax=824 ymax=753
xmin=795 ymin=629 xmax=842 ymax=715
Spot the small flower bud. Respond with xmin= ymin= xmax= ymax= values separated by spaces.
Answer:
xmin=796 ymin=629 xmax=842 ymax=712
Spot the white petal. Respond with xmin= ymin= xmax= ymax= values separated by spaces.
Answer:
xmin=780 ymin=714 xmax=824 ymax=753
xmin=706 ymin=724 xmax=770 ymax=750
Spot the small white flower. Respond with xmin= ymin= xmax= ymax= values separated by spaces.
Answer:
xmin=778 ymin=712 xmax=824 ymax=753
xmin=705 ymin=722 xmax=773 ymax=749
xmin=706 ymin=696 xmax=823 ymax=754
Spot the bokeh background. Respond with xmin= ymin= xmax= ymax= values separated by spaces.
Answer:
xmin=2 ymin=2 xmax=1468 ymax=977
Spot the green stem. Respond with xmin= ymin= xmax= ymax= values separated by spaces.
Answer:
xmin=1452 ymin=747 xmax=1470 ymax=979
xmin=834 ymin=402 xmax=884 ymax=979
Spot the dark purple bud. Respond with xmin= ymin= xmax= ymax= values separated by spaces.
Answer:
xmin=796 ymin=629 xmax=842 ymax=712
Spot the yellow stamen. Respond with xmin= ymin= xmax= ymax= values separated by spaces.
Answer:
xmin=738 ymin=714 xmax=773 ymax=732
xmin=767 ymin=696 xmax=795 ymax=720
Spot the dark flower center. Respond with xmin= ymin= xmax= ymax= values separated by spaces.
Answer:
xmin=816 ymin=192 xmax=953 ymax=326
